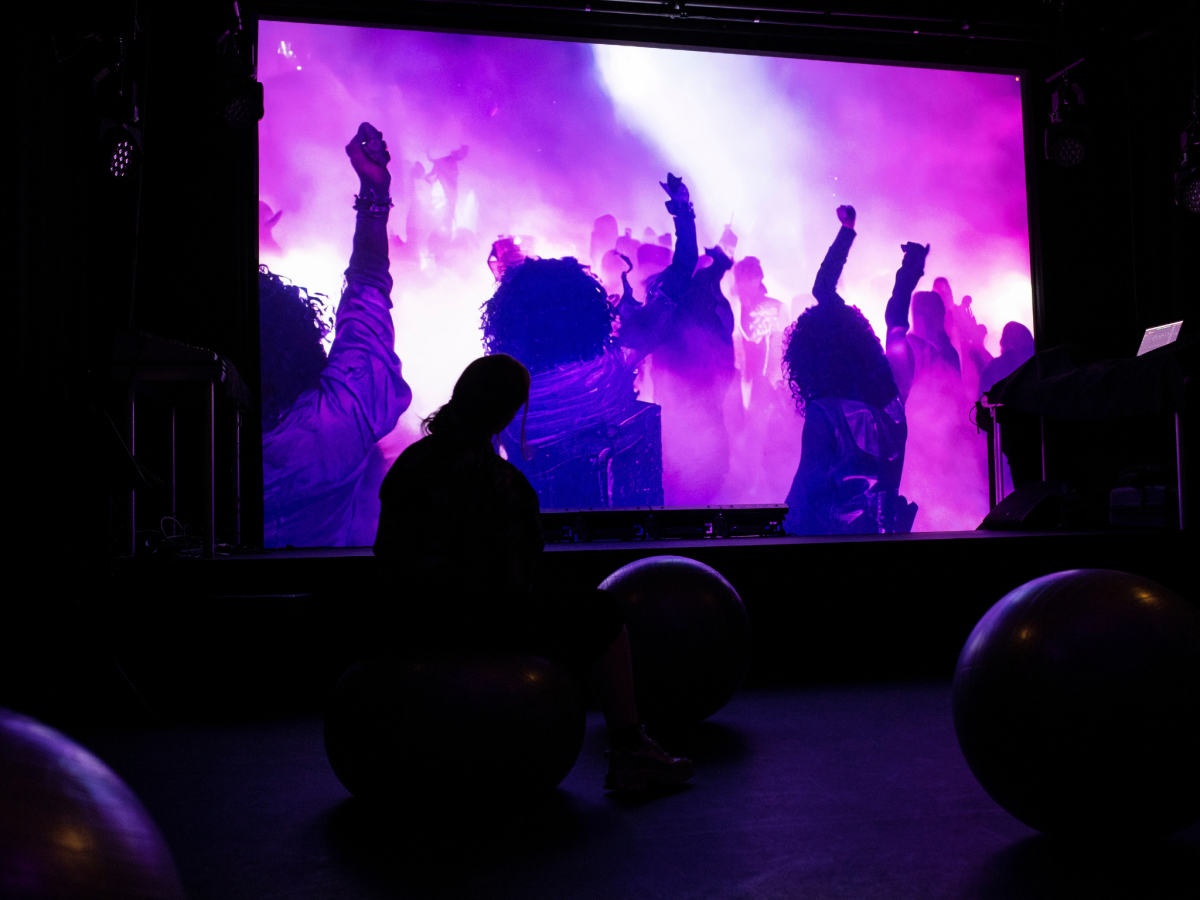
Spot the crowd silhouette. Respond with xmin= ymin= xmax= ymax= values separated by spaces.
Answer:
xmin=260 ymin=124 xmax=1036 ymax=541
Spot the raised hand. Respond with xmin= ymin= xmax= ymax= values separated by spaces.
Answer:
xmin=837 ymin=205 xmax=856 ymax=229
xmin=901 ymin=242 xmax=930 ymax=268
xmin=660 ymin=173 xmax=693 ymax=217
xmin=704 ymin=244 xmax=733 ymax=272
xmin=660 ymin=172 xmax=689 ymax=204
xmin=346 ymin=122 xmax=391 ymax=193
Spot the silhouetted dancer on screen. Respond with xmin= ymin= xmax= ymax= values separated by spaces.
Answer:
xmin=937 ymin=277 xmax=994 ymax=398
xmin=643 ymin=173 xmax=738 ymax=503
xmin=261 ymin=123 xmax=413 ymax=546
xmin=908 ymin=290 xmax=961 ymax=375
xmin=481 ymin=180 xmax=683 ymax=508
xmin=734 ymin=255 xmax=789 ymax=389
xmin=374 ymin=355 xmax=693 ymax=792
xmin=781 ymin=205 xmax=921 ymax=535
xmin=980 ymin=321 xmax=1036 ymax=393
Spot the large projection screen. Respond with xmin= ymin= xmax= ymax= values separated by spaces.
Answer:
xmin=257 ymin=20 xmax=1034 ymax=547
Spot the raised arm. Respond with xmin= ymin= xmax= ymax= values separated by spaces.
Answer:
xmin=654 ymin=173 xmax=699 ymax=302
xmin=344 ymin=124 xmax=392 ymax=296
xmin=263 ymin=124 xmax=414 ymax=544
xmin=614 ymin=173 xmax=701 ymax=360
xmin=883 ymin=240 xmax=929 ymax=404
xmin=812 ymin=206 xmax=858 ymax=305
xmin=320 ymin=123 xmax=413 ymax=441
xmin=265 ymin=124 xmax=412 ymax=468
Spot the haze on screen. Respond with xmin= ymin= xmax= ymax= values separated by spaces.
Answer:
xmin=258 ymin=21 xmax=1032 ymax=533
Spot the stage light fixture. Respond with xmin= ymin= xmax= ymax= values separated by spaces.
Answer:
xmin=1176 ymin=118 xmax=1199 ymax=214
xmin=109 ymin=138 xmax=135 ymax=177
xmin=222 ymin=80 xmax=264 ymax=130
xmin=215 ymin=2 xmax=264 ymax=130
xmin=101 ymin=122 xmax=143 ymax=181
xmin=1044 ymin=60 xmax=1088 ymax=169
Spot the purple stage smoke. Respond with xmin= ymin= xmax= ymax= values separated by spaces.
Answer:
xmin=259 ymin=21 xmax=1032 ymax=533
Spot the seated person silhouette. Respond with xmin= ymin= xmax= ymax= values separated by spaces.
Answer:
xmin=781 ymin=205 xmax=921 ymax=535
xmin=374 ymin=355 xmax=692 ymax=792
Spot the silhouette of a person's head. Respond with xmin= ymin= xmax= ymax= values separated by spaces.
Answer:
xmin=427 ymin=354 xmax=531 ymax=439
xmin=999 ymin=321 xmax=1035 ymax=359
xmin=733 ymin=256 xmax=766 ymax=300
xmin=911 ymin=291 xmax=948 ymax=340
xmin=258 ymin=268 xmax=329 ymax=434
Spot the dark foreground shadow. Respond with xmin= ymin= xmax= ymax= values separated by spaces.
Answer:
xmin=603 ymin=720 xmax=747 ymax=810
xmin=324 ymin=788 xmax=591 ymax=892
xmin=970 ymin=828 xmax=1200 ymax=900
xmin=651 ymin=719 xmax=752 ymax=766
xmin=604 ymin=781 xmax=693 ymax=809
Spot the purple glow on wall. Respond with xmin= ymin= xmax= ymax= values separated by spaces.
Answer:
xmin=259 ymin=21 xmax=1032 ymax=534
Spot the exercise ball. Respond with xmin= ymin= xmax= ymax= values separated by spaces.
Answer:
xmin=324 ymin=654 xmax=585 ymax=801
xmin=600 ymin=555 xmax=752 ymax=726
xmin=953 ymin=569 xmax=1200 ymax=839
xmin=0 ymin=709 xmax=186 ymax=900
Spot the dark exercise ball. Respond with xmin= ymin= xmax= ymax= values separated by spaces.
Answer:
xmin=324 ymin=654 xmax=585 ymax=801
xmin=953 ymin=569 xmax=1200 ymax=839
xmin=600 ymin=555 xmax=752 ymax=726
xmin=0 ymin=709 xmax=186 ymax=900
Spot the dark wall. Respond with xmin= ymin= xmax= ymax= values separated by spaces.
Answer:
xmin=1033 ymin=33 xmax=1198 ymax=358
xmin=15 ymin=530 xmax=1196 ymax=727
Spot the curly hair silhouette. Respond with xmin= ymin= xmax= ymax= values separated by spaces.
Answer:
xmin=482 ymin=257 xmax=614 ymax=374
xmin=782 ymin=301 xmax=898 ymax=415
xmin=259 ymin=267 xmax=330 ymax=433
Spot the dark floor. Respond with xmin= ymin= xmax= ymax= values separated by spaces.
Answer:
xmin=78 ymin=683 xmax=1199 ymax=900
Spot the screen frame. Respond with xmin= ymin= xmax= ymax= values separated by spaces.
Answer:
xmin=246 ymin=2 xmax=1049 ymax=545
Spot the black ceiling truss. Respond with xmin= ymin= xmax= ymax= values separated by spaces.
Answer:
xmin=251 ymin=0 xmax=1183 ymax=72
xmin=449 ymin=1 xmax=1040 ymax=43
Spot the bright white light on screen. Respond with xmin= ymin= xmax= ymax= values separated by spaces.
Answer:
xmin=593 ymin=44 xmax=818 ymax=305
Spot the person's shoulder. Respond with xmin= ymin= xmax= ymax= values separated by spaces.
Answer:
xmin=379 ymin=435 xmax=433 ymax=492
xmin=805 ymin=397 xmax=842 ymax=428
xmin=488 ymin=453 xmax=539 ymax=502
xmin=393 ymin=434 xmax=437 ymax=465
xmin=487 ymin=450 xmax=527 ymax=481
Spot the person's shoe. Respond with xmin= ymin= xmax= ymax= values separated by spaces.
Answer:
xmin=604 ymin=727 xmax=694 ymax=792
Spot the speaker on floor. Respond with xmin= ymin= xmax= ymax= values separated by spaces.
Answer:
xmin=978 ymin=480 xmax=1072 ymax=531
